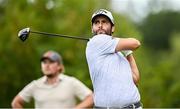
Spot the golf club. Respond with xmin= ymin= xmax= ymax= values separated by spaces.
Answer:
xmin=18 ymin=27 xmax=90 ymax=42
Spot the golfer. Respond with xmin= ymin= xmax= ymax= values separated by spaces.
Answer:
xmin=12 ymin=50 xmax=93 ymax=108
xmin=86 ymin=9 xmax=142 ymax=108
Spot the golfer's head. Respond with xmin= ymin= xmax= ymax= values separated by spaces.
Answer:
xmin=41 ymin=50 xmax=64 ymax=76
xmin=91 ymin=9 xmax=115 ymax=36
xmin=92 ymin=9 xmax=114 ymax=25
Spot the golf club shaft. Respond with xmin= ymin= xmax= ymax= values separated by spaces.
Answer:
xmin=30 ymin=30 xmax=89 ymax=41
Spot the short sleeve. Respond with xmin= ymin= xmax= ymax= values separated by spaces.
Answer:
xmin=72 ymin=78 xmax=92 ymax=100
xmin=87 ymin=34 xmax=119 ymax=55
xmin=18 ymin=81 xmax=36 ymax=102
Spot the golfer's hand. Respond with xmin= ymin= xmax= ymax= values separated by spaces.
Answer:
xmin=121 ymin=50 xmax=133 ymax=57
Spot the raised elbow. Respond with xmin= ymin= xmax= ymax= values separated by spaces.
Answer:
xmin=132 ymin=38 xmax=141 ymax=50
xmin=136 ymin=40 xmax=141 ymax=48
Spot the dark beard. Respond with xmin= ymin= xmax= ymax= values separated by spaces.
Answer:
xmin=93 ymin=32 xmax=111 ymax=36
xmin=46 ymin=74 xmax=57 ymax=78
xmin=93 ymin=29 xmax=112 ymax=36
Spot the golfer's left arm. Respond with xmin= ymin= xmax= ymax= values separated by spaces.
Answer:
xmin=126 ymin=54 xmax=140 ymax=85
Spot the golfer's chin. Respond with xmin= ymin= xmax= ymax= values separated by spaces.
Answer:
xmin=95 ymin=31 xmax=111 ymax=35
xmin=97 ymin=31 xmax=106 ymax=34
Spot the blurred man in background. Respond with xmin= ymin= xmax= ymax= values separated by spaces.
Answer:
xmin=12 ymin=50 xmax=93 ymax=108
xmin=86 ymin=9 xmax=142 ymax=108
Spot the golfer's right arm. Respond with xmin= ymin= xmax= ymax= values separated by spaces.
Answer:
xmin=11 ymin=95 xmax=24 ymax=108
xmin=126 ymin=54 xmax=140 ymax=84
xmin=115 ymin=38 xmax=141 ymax=52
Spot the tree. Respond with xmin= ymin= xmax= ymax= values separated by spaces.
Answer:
xmin=139 ymin=11 xmax=180 ymax=50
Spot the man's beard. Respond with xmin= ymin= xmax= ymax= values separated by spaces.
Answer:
xmin=93 ymin=29 xmax=112 ymax=36
xmin=45 ymin=73 xmax=57 ymax=78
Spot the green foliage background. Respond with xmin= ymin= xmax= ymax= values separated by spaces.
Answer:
xmin=0 ymin=0 xmax=180 ymax=108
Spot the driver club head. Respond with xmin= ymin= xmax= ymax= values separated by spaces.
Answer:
xmin=18 ymin=27 xmax=30 ymax=42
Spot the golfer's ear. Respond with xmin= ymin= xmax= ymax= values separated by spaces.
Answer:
xmin=112 ymin=26 xmax=115 ymax=33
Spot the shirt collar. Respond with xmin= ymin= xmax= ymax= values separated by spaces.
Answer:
xmin=42 ymin=73 xmax=65 ymax=84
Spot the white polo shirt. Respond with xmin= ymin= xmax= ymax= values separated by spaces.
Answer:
xmin=18 ymin=74 xmax=92 ymax=108
xmin=86 ymin=34 xmax=140 ymax=107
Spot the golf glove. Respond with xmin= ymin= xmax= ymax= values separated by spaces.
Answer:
xmin=121 ymin=50 xmax=133 ymax=57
